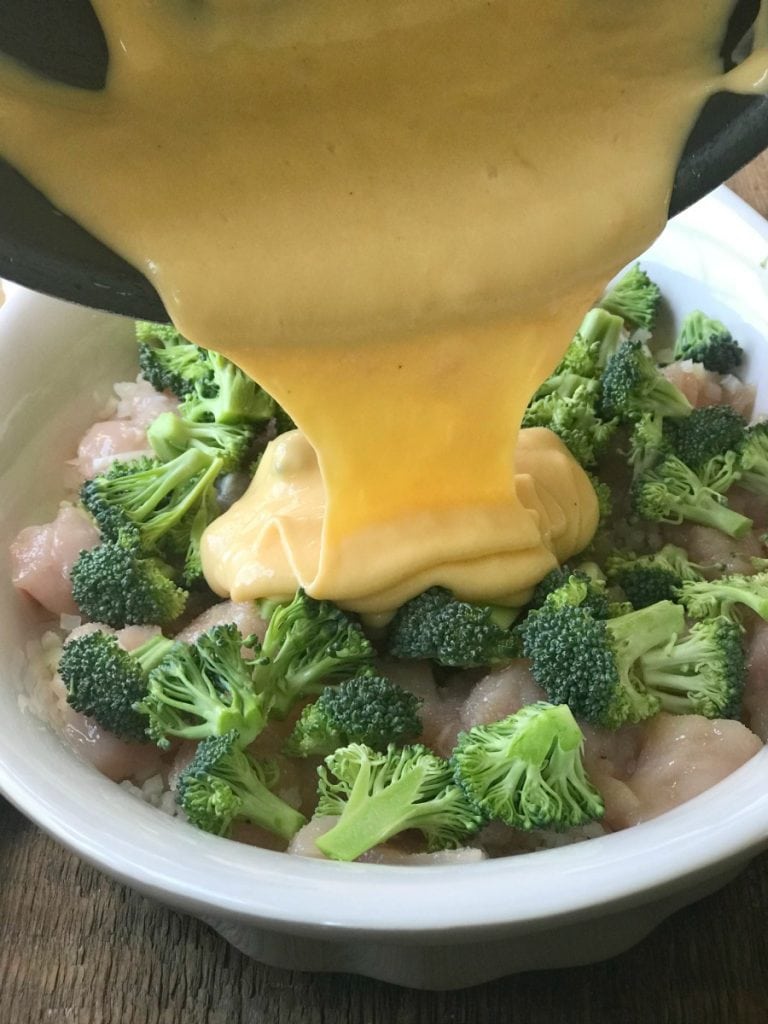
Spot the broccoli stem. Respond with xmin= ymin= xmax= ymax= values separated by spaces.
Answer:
xmin=674 ymin=495 xmax=752 ymax=539
xmin=239 ymin=787 xmax=307 ymax=842
xmin=316 ymin=761 xmax=430 ymax=861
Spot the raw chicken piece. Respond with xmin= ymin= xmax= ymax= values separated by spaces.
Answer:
xmin=76 ymin=420 xmax=150 ymax=479
xmin=662 ymin=360 xmax=755 ymax=417
xmin=53 ymin=624 xmax=167 ymax=782
xmin=745 ymin=620 xmax=768 ymax=742
xmin=663 ymin=523 xmax=764 ymax=576
xmin=174 ymin=599 xmax=268 ymax=644
xmin=381 ymin=659 xmax=465 ymax=758
xmin=10 ymin=503 xmax=100 ymax=615
xmin=460 ymin=661 xmax=546 ymax=730
xmin=287 ymin=816 xmax=336 ymax=858
xmin=75 ymin=377 xmax=179 ymax=477
xmin=113 ymin=377 xmax=180 ymax=428
xmin=593 ymin=714 xmax=761 ymax=830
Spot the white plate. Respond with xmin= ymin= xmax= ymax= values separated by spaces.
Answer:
xmin=0 ymin=186 xmax=767 ymax=990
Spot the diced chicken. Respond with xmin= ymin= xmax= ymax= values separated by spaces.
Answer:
xmin=62 ymin=711 xmax=166 ymax=783
xmin=76 ymin=420 xmax=151 ymax=479
xmin=593 ymin=713 xmax=761 ymax=830
xmin=113 ymin=377 xmax=180 ymax=428
xmin=460 ymin=661 xmax=546 ymax=730
xmin=51 ymin=623 xmax=167 ymax=783
xmin=287 ymin=816 xmax=336 ymax=858
xmin=10 ymin=503 xmax=100 ymax=615
xmin=380 ymin=659 xmax=465 ymax=758
xmin=721 ymin=374 xmax=757 ymax=421
xmin=745 ymin=620 xmax=768 ymax=742
xmin=74 ymin=377 xmax=179 ymax=477
xmin=662 ymin=360 xmax=755 ymax=417
xmin=174 ymin=599 xmax=268 ymax=644
xmin=663 ymin=523 xmax=764 ymax=576
xmin=724 ymin=488 xmax=768 ymax=532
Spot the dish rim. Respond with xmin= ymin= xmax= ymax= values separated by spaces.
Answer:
xmin=1 ymin=186 xmax=768 ymax=939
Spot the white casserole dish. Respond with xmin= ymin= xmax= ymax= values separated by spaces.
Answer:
xmin=0 ymin=186 xmax=767 ymax=990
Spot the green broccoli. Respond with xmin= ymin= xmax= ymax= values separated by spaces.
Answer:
xmin=148 ymin=411 xmax=255 ymax=472
xmin=283 ymin=675 xmax=423 ymax=757
xmin=628 ymin=412 xmax=670 ymax=479
xmin=451 ymin=702 xmax=605 ymax=830
xmin=631 ymin=455 xmax=751 ymax=538
xmin=523 ymin=370 xmax=616 ymax=467
xmin=182 ymin=485 xmax=221 ymax=586
xmin=600 ymin=339 xmax=692 ymax=422
xmin=177 ymin=731 xmax=306 ymax=841
xmin=314 ymin=743 xmax=483 ymax=861
xmin=137 ymin=624 xmax=268 ymax=748
xmin=530 ymin=570 xmax=628 ymax=619
xmin=639 ymin=617 xmax=745 ymax=719
xmin=386 ymin=587 xmax=519 ymax=667
xmin=664 ymin=405 xmax=747 ymax=473
xmin=520 ymin=595 xmax=685 ymax=728
xmin=556 ymin=306 xmax=625 ymax=378
xmin=252 ymin=590 xmax=374 ymax=718
xmin=180 ymin=350 xmax=276 ymax=425
xmin=678 ymin=570 xmax=768 ymax=625
xmin=80 ymin=450 xmax=223 ymax=554
xmin=599 ymin=264 xmax=661 ymax=330
xmin=136 ymin=321 xmax=210 ymax=398
xmin=58 ymin=629 xmax=174 ymax=742
xmin=587 ymin=472 xmax=612 ymax=526
xmin=673 ymin=311 xmax=744 ymax=375
xmin=605 ymin=544 xmax=703 ymax=609
xmin=70 ymin=534 xmax=188 ymax=628
xmin=737 ymin=422 xmax=768 ymax=496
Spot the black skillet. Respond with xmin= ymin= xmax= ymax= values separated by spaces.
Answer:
xmin=0 ymin=0 xmax=766 ymax=323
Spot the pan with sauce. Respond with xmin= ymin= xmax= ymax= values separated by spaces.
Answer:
xmin=0 ymin=1 xmax=767 ymax=613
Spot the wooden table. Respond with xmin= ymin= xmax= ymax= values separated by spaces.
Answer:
xmin=3 ymin=157 xmax=768 ymax=1024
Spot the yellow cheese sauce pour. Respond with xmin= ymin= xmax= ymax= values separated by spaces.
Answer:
xmin=0 ymin=1 xmax=767 ymax=612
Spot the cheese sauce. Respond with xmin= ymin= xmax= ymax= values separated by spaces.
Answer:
xmin=0 ymin=1 xmax=765 ymax=611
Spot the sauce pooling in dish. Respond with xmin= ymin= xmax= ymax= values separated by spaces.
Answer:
xmin=0 ymin=0 xmax=766 ymax=611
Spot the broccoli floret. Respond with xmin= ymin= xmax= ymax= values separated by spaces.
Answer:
xmin=137 ymin=624 xmax=268 ymax=748
xmin=386 ymin=587 xmax=519 ymax=667
xmin=148 ymin=411 xmax=254 ymax=472
xmin=737 ymin=422 xmax=768 ymax=496
xmin=538 ymin=573 xmax=615 ymax=618
xmin=678 ymin=570 xmax=768 ymax=625
xmin=628 ymin=412 xmax=670 ymax=479
xmin=182 ymin=485 xmax=221 ymax=586
xmin=252 ymin=590 xmax=374 ymax=718
xmin=600 ymin=339 xmax=692 ymax=422
xmin=640 ymin=617 xmax=746 ymax=718
xmin=451 ymin=702 xmax=604 ymax=830
xmin=283 ymin=675 xmax=423 ymax=757
xmin=314 ymin=743 xmax=483 ymax=861
xmin=81 ymin=450 xmax=222 ymax=554
xmin=58 ymin=629 xmax=174 ymax=742
xmin=631 ymin=455 xmax=751 ymax=539
xmin=599 ymin=265 xmax=661 ymax=330
xmin=70 ymin=534 xmax=188 ymax=628
xmin=523 ymin=370 xmax=616 ymax=467
xmin=665 ymin=405 xmax=747 ymax=472
xmin=177 ymin=730 xmax=306 ymax=841
xmin=136 ymin=321 xmax=210 ymax=398
xmin=673 ymin=311 xmax=744 ymax=375
xmin=605 ymin=544 xmax=703 ymax=609
xmin=181 ymin=350 xmax=276 ymax=425
xmin=520 ymin=597 xmax=685 ymax=728
xmin=587 ymin=472 xmax=612 ymax=526
xmin=556 ymin=307 xmax=625 ymax=378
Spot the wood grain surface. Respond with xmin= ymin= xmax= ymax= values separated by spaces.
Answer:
xmin=2 ymin=156 xmax=768 ymax=1024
